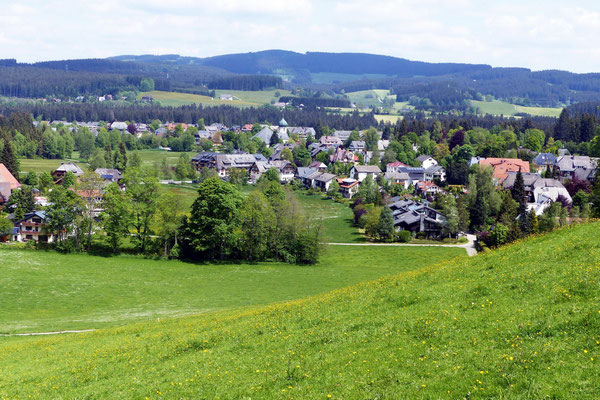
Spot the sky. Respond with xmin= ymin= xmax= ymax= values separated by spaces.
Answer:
xmin=2 ymin=0 xmax=600 ymax=73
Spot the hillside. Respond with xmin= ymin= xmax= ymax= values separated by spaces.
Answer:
xmin=1 ymin=223 xmax=599 ymax=398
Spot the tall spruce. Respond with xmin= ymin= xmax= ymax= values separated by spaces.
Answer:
xmin=511 ymin=169 xmax=527 ymax=214
xmin=1 ymin=138 xmax=19 ymax=180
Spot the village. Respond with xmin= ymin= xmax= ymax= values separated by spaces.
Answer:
xmin=1 ymin=114 xmax=596 ymax=245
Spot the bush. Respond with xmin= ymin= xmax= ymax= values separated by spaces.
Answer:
xmin=396 ymin=230 xmax=412 ymax=243
xmin=416 ymin=232 xmax=426 ymax=239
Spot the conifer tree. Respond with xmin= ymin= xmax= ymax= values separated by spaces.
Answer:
xmin=1 ymin=138 xmax=19 ymax=180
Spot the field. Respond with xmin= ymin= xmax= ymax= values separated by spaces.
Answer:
xmin=0 ymin=245 xmax=463 ymax=334
xmin=138 ymin=89 xmax=291 ymax=108
xmin=471 ymin=99 xmax=562 ymax=117
xmin=310 ymin=72 xmax=392 ymax=84
xmin=19 ymin=150 xmax=197 ymax=175
xmin=1 ymin=222 xmax=598 ymax=398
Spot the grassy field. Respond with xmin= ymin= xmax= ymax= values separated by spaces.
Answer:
xmin=0 ymin=245 xmax=463 ymax=334
xmin=138 ymin=89 xmax=291 ymax=108
xmin=19 ymin=150 xmax=197 ymax=175
xmin=293 ymin=191 xmax=363 ymax=243
xmin=0 ymin=223 xmax=598 ymax=398
xmin=471 ymin=99 xmax=562 ymax=117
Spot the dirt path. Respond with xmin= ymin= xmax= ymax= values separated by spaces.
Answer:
xmin=0 ymin=329 xmax=95 ymax=337
xmin=328 ymin=234 xmax=478 ymax=256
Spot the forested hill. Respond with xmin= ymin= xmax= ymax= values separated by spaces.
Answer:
xmin=112 ymin=50 xmax=491 ymax=77
xmin=112 ymin=50 xmax=600 ymax=106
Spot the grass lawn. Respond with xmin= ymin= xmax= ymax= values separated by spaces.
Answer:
xmin=471 ymin=99 xmax=562 ymax=117
xmin=0 ymin=245 xmax=463 ymax=334
xmin=1 ymin=223 xmax=598 ymax=398
xmin=293 ymin=191 xmax=363 ymax=243
xmin=138 ymin=89 xmax=291 ymax=108
xmin=19 ymin=150 xmax=197 ymax=175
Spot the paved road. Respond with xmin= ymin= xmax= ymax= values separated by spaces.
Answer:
xmin=328 ymin=234 xmax=478 ymax=257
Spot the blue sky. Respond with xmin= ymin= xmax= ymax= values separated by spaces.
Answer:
xmin=2 ymin=0 xmax=600 ymax=72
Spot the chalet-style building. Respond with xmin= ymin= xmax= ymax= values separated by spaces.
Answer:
xmin=384 ymin=171 xmax=411 ymax=188
xmin=95 ymin=168 xmax=122 ymax=183
xmin=555 ymin=156 xmax=597 ymax=182
xmin=53 ymin=162 xmax=84 ymax=182
xmin=388 ymin=199 xmax=446 ymax=238
xmin=12 ymin=211 xmax=59 ymax=243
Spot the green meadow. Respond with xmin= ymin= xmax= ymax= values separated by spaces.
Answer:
xmin=138 ymin=89 xmax=291 ymax=108
xmin=0 ymin=223 xmax=598 ymax=398
xmin=471 ymin=99 xmax=562 ymax=117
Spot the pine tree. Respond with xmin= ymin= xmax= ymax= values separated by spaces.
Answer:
xmin=104 ymin=143 xmax=113 ymax=168
xmin=511 ymin=169 xmax=527 ymax=215
xmin=118 ymin=142 xmax=128 ymax=171
xmin=1 ymin=138 xmax=19 ymax=180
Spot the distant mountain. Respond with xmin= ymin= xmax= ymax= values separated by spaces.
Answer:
xmin=111 ymin=50 xmax=491 ymax=78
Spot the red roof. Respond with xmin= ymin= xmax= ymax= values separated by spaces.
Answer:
xmin=478 ymin=158 xmax=530 ymax=181
xmin=387 ymin=161 xmax=407 ymax=167
xmin=0 ymin=163 xmax=20 ymax=190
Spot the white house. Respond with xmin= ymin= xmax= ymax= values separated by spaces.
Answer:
xmin=350 ymin=165 xmax=381 ymax=182
xmin=416 ymin=155 xmax=438 ymax=170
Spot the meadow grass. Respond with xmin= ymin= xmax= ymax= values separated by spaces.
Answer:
xmin=0 ymin=223 xmax=598 ymax=398
xmin=19 ymin=150 xmax=197 ymax=175
xmin=138 ymin=89 xmax=291 ymax=108
xmin=471 ymin=99 xmax=562 ymax=117
xmin=0 ymin=245 xmax=462 ymax=334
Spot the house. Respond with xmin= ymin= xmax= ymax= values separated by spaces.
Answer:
xmin=386 ymin=161 xmax=408 ymax=173
xmin=387 ymin=199 xmax=446 ymax=237
xmin=416 ymin=155 xmax=438 ymax=170
xmin=319 ymin=136 xmax=343 ymax=148
xmin=425 ymin=165 xmax=446 ymax=182
xmin=555 ymin=156 xmax=597 ymax=182
xmin=312 ymin=172 xmax=337 ymax=192
xmin=242 ymin=124 xmax=254 ymax=131
xmin=190 ymin=152 xmax=265 ymax=178
xmin=332 ymin=130 xmax=352 ymax=142
xmin=384 ymin=171 xmax=411 ymax=189
xmin=533 ymin=153 xmax=557 ymax=173
xmin=95 ymin=168 xmax=122 ymax=183
xmin=502 ymin=172 xmax=542 ymax=202
xmin=249 ymin=161 xmax=269 ymax=183
xmin=478 ymin=158 xmax=531 ymax=183
xmin=219 ymin=94 xmax=234 ymax=101
xmin=377 ymin=140 xmax=390 ymax=151
xmin=348 ymin=141 xmax=366 ymax=152
xmin=270 ymin=160 xmax=296 ymax=183
xmin=167 ymin=123 xmax=189 ymax=131
xmin=308 ymin=161 xmax=328 ymax=172
xmin=297 ymin=167 xmax=319 ymax=187
xmin=287 ymin=127 xmax=316 ymax=139
xmin=338 ymin=178 xmax=360 ymax=198
xmin=416 ymin=181 xmax=442 ymax=196
xmin=12 ymin=211 xmax=59 ymax=243
xmin=350 ymin=165 xmax=381 ymax=182
xmin=528 ymin=179 xmax=573 ymax=215
xmin=109 ymin=121 xmax=128 ymax=131
xmin=398 ymin=166 xmax=426 ymax=184
xmin=53 ymin=162 xmax=84 ymax=180
xmin=0 ymin=163 xmax=20 ymax=204
xmin=329 ymin=147 xmax=356 ymax=164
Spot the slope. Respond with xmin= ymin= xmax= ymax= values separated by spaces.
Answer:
xmin=1 ymin=223 xmax=599 ymax=398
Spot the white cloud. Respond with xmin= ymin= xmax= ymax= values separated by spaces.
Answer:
xmin=0 ymin=0 xmax=599 ymax=72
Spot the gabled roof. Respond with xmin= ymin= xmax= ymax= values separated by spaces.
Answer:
xmin=353 ymin=165 xmax=381 ymax=173
xmin=387 ymin=161 xmax=407 ymax=168
xmin=312 ymin=172 xmax=336 ymax=183
xmin=533 ymin=153 xmax=557 ymax=166
xmin=0 ymin=163 xmax=20 ymax=190
xmin=478 ymin=158 xmax=530 ymax=181
xmin=54 ymin=162 xmax=84 ymax=176
xmin=416 ymin=154 xmax=433 ymax=162
xmin=15 ymin=210 xmax=47 ymax=225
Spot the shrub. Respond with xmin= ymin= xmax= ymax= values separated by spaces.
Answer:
xmin=416 ymin=232 xmax=426 ymax=239
xmin=396 ymin=230 xmax=412 ymax=243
